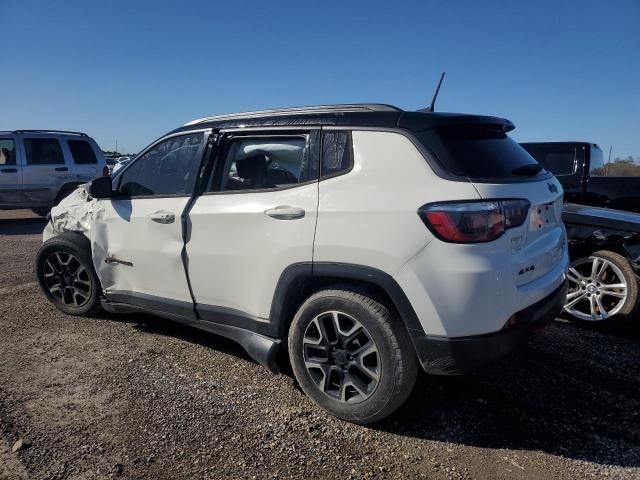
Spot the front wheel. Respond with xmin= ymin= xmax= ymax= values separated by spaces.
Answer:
xmin=564 ymin=250 xmax=638 ymax=329
xmin=288 ymin=286 xmax=418 ymax=424
xmin=35 ymin=233 xmax=103 ymax=316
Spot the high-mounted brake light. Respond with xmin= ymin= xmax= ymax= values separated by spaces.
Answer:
xmin=419 ymin=199 xmax=530 ymax=243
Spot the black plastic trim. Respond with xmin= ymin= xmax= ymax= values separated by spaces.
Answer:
xmin=414 ymin=281 xmax=568 ymax=375
xmin=268 ymin=262 xmax=425 ymax=346
xmin=102 ymin=292 xmax=281 ymax=373
xmin=105 ymin=291 xmax=197 ymax=320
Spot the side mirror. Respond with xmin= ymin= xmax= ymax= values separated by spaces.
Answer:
xmin=87 ymin=175 xmax=113 ymax=199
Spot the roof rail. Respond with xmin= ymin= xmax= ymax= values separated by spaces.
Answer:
xmin=184 ymin=103 xmax=402 ymax=126
xmin=14 ymin=129 xmax=88 ymax=137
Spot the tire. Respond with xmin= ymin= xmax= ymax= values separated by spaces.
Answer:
xmin=565 ymin=250 xmax=639 ymax=329
xmin=31 ymin=208 xmax=49 ymax=217
xmin=288 ymin=286 xmax=418 ymax=424
xmin=35 ymin=232 xmax=103 ymax=317
xmin=55 ymin=185 xmax=79 ymax=206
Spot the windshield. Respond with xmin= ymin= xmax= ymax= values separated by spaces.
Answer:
xmin=417 ymin=124 xmax=546 ymax=180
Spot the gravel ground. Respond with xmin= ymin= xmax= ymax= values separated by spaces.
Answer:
xmin=0 ymin=210 xmax=639 ymax=480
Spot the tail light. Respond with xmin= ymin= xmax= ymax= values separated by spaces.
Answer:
xmin=419 ymin=199 xmax=530 ymax=243
xmin=102 ymin=165 xmax=110 ymax=177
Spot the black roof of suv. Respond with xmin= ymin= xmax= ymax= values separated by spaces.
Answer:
xmin=170 ymin=104 xmax=514 ymax=135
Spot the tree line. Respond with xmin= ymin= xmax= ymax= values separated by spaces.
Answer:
xmin=591 ymin=156 xmax=640 ymax=176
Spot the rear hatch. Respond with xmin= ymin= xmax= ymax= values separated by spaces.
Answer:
xmin=416 ymin=122 xmax=565 ymax=286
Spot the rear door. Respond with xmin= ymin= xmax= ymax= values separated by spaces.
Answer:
xmin=0 ymin=136 xmax=22 ymax=206
xmin=64 ymin=137 xmax=101 ymax=183
xmin=187 ymin=129 xmax=320 ymax=326
xmin=20 ymin=134 xmax=69 ymax=206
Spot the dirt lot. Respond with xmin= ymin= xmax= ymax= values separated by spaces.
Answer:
xmin=0 ymin=210 xmax=639 ymax=480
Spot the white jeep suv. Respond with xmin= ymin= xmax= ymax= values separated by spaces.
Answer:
xmin=36 ymin=104 xmax=568 ymax=423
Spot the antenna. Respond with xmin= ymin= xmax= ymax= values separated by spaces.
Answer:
xmin=418 ymin=72 xmax=446 ymax=113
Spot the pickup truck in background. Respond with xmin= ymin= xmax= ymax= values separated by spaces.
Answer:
xmin=521 ymin=142 xmax=640 ymax=214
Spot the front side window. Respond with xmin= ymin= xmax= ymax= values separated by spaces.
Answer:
xmin=24 ymin=138 xmax=64 ymax=165
xmin=0 ymin=139 xmax=15 ymax=165
xmin=321 ymin=131 xmax=353 ymax=178
xmin=217 ymin=135 xmax=313 ymax=192
xmin=68 ymin=140 xmax=97 ymax=164
xmin=117 ymin=132 xmax=205 ymax=197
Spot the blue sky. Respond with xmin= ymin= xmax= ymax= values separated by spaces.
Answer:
xmin=1 ymin=0 xmax=638 ymax=157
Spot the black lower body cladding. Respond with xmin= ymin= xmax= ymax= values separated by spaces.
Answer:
xmin=413 ymin=281 xmax=568 ymax=375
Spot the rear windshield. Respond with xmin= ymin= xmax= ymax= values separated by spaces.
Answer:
xmin=416 ymin=124 xmax=545 ymax=180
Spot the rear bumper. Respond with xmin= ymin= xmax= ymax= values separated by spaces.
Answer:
xmin=412 ymin=279 xmax=568 ymax=375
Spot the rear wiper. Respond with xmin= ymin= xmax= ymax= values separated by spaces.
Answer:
xmin=512 ymin=164 xmax=543 ymax=176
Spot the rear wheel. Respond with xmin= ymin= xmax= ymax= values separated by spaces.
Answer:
xmin=35 ymin=233 xmax=102 ymax=316
xmin=564 ymin=250 xmax=638 ymax=328
xmin=288 ymin=286 xmax=418 ymax=424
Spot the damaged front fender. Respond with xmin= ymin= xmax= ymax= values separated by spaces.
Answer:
xmin=43 ymin=185 xmax=103 ymax=242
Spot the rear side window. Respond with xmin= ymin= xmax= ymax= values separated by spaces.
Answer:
xmin=0 ymin=139 xmax=16 ymax=165
xmin=417 ymin=124 xmax=544 ymax=180
xmin=321 ymin=131 xmax=353 ymax=178
xmin=520 ymin=144 xmax=576 ymax=175
xmin=214 ymin=135 xmax=315 ymax=192
xmin=68 ymin=140 xmax=97 ymax=164
xmin=24 ymin=138 xmax=65 ymax=165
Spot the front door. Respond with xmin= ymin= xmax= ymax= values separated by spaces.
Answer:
xmin=91 ymin=130 xmax=210 ymax=318
xmin=0 ymin=137 xmax=22 ymax=207
xmin=187 ymin=129 xmax=320 ymax=331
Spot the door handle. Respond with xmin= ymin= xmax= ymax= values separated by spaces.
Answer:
xmin=265 ymin=206 xmax=306 ymax=220
xmin=54 ymin=167 xmax=69 ymax=172
xmin=149 ymin=210 xmax=175 ymax=224
xmin=0 ymin=168 xmax=17 ymax=173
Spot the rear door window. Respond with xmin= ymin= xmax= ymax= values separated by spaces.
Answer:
xmin=209 ymin=132 xmax=319 ymax=192
xmin=24 ymin=138 xmax=65 ymax=165
xmin=68 ymin=140 xmax=97 ymax=164
xmin=417 ymin=124 xmax=545 ymax=180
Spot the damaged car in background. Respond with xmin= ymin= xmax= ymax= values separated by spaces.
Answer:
xmin=563 ymin=203 xmax=640 ymax=328
xmin=35 ymin=104 xmax=568 ymax=424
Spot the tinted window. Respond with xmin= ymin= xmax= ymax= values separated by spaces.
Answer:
xmin=520 ymin=144 xmax=576 ymax=175
xmin=68 ymin=140 xmax=97 ymax=164
xmin=217 ymin=136 xmax=312 ymax=192
xmin=24 ymin=138 xmax=64 ymax=165
xmin=589 ymin=147 xmax=605 ymax=176
xmin=417 ymin=124 xmax=544 ymax=179
xmin=118 ymin=132 xmax=205 ymax=197
xmin=322 ymin=131 xmax=353 ymax=178
xmin=0 ymin=139 xmax=15 ymax=165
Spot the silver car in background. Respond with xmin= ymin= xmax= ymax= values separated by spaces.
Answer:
xmin=0 ymin=130 xmax=107 ymax=216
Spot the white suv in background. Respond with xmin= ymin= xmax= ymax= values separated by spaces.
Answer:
xmin=36 ymin=104 xmax=568 ymax=423
xmin=0 ymin=130 xmax=108 ymax=215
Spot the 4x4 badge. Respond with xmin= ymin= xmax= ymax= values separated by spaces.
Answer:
xmin=548 ymin=183 xmax=558 ymax=193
